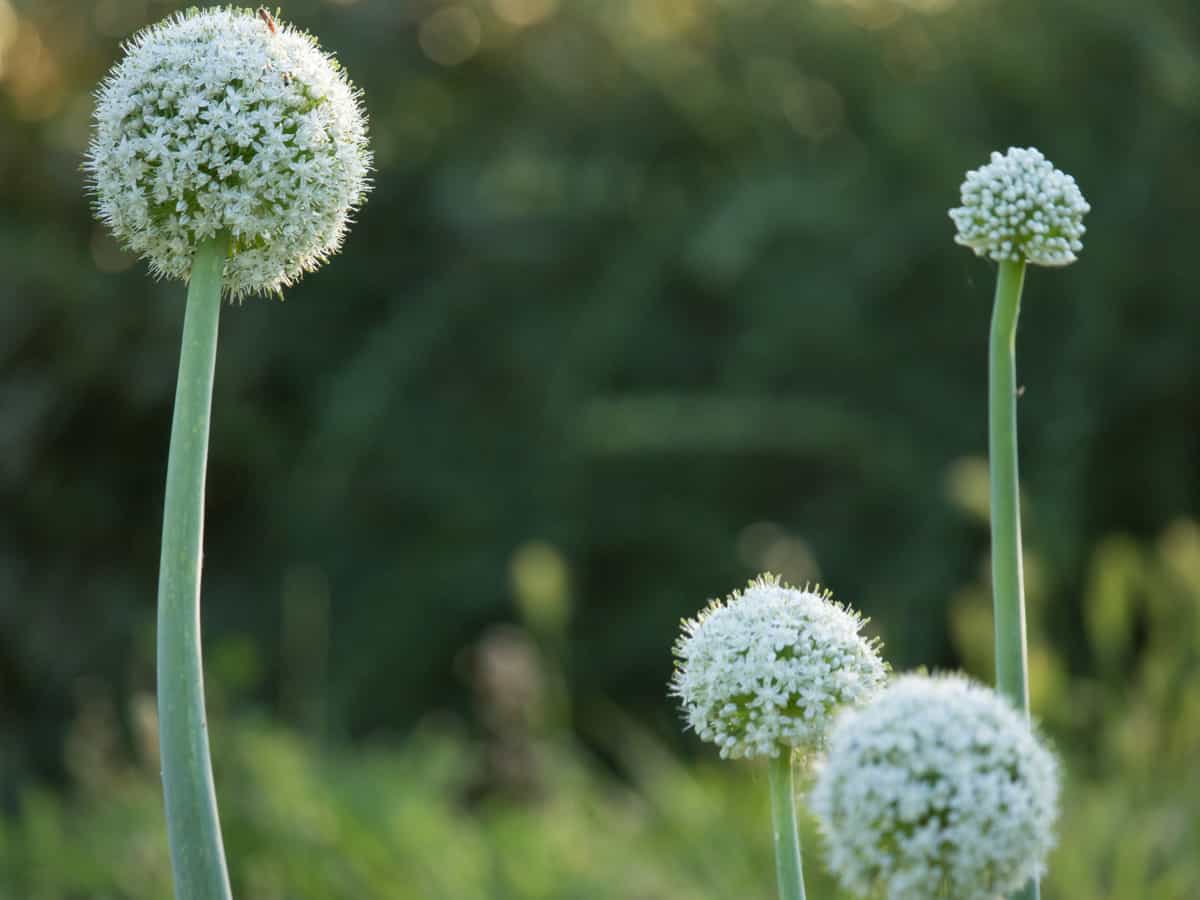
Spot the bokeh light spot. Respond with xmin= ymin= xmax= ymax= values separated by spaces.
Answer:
xmin=628 ymin=0 xmax=700 ymax=40
xmin=90 ymin=225 xmax=136 ymax=274
xmin=745 ymin=58 xmax=844 ymax=141
xmin=510 ymin=541 xmax=570 ymax=637
xmin=492 ymin=0 xmax=559 ymax=28
xmin=944 ymin=456 xmax=991 ymax=524
xmin=0 ymin=0 xmax=17 ymax=80
xmin=819 ymin=0 xmax=959 ymax=27
xmin=737 ymin=522 xmax=821 ymax=587
xmin=419 ymin=5 xmax=483 ymax=67
xmin=2 ymin=18 xmax=63 ymax=120
xmin=901 ymin=0 xmax=957 ymax=12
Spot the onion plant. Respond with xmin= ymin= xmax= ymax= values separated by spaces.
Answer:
xmin=85 ymin=8 xmax=370 ymax=897
xmin=950 ymin=146 xmax=1089 ymax=899
xmin=670 ymin=575 xmax=887 ymax=900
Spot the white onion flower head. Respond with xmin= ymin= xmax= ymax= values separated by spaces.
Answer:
xmin=949 ymin=147 xmax=1088 ymax=267
xmin=670 ymin=574 xmax=888 ymax=760
xmin=810 ymin=674 xmax=1059 ymax=900
xmin=86 ymin=7 xmax=371 ymax=299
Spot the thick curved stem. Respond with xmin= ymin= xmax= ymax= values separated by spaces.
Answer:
xmin=988 ymin=258 xmax=1039 ymax=900
xmin=157 ymin=233 xmax=233 ymax=900
xmin=768 ymin=752 xmax=807 ymax=900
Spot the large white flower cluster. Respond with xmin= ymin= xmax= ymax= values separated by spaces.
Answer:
xmin=810 ymin=674 xmax=1059 ymax=900
xmin=86 ymin=7 xmax=371 ymax=299
xmin=670 ymin=574 xmax=887 ymax=760
xmin=949 ymin=147 xmax=1088 ymax=267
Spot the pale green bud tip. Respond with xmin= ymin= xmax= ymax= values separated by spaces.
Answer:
xmin=949 ymin=146 xmax=1089 ymax=267
xmin=670 ymin=573 xmax=888 ymax=760
xmin=810 ymin=674 xmax=1060 ymax=900
xmin=85 ymin=7 xmax=372 ymax=300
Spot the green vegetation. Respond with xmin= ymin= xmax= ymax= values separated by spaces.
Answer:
xmin=3 ymin=518 xmax=1198 ymax=897
xmin=0 ymin=0 xmax=1197 ymax=894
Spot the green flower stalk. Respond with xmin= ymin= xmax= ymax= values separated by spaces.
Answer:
xmin=85 ymin=9 xmax=370 ymax=898
xmin=950 ymin=147 xmax=1088 ymax=900
xmin=768 ymin=753 xmax=806 ymax=900
xmin=670 ymin=575 xmax=888 ymax=900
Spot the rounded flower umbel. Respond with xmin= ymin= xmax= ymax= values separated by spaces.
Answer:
xmin=950 ymin=147 xmax=1088 ymax=267
xmin=86 ymin=7 xmax=371 ymax=299
xmin=671 ymin=574 xmax=888 ymax=760
xmin=810 ymin=674 xmax=1059 ymax=900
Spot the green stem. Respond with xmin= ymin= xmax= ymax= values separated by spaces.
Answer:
xmin=768 ymin=752 xmax=807 ymax=900
xmin=157 ymin=233 xmax=233 ymax=900
xmin=988 ymin=258 xmax=1039 ymax=900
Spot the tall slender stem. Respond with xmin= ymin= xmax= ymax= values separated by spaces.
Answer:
xmin=157 ymin=233 xmax=234 ymax=900
xmin=988 ymin=258 xmax=1039 ymax=900
xmin=768 ymin=752 xmax=807 ymax=900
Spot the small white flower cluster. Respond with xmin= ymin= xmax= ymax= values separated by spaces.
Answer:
xmin=949 ymin=147 xmax=1089 ymax=267
xmin=86 ymin=7 xmax=371 ymax=299
xmin=810 ymin=674 xmax=1059 ymax=900
xmin=670 ymin=574 xmax=887 ymax=760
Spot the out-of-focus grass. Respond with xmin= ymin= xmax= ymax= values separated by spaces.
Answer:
xmin=1 ymin=714 xmax=821 ymax=900
xmin=3 ymin=518 xmax=1197 ymax=899
xmin=1 ymin=703 xmax=1196 ymax=899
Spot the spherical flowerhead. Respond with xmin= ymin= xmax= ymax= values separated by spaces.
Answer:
xmin=86 ymin=7 xmax=371 ymax=299
xmin=670 ymin=574 xmax=888 ymax=760
xmin=949 ymin=147 xmax=1088 ymax=267
xmin=810 ymin=674 xmax=1059 ymax=900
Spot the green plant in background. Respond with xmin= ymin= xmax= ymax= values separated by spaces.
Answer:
xmin=670 ymin=575 xmax=888 ymax=900
xmin=84 ymin=7 xmax=370 ymax=898
xmin=950 ymin=148 xmax=1089 ymax=900
xmin=944 ymin=519 xmax=1200 ymax=900
xmin=8 ymin=0 xmax=1197 ymax=773
xmin=810 ymin=673 xmax=1059 ymax=900
xmin=3 ymin=519 xmax=1197 ymax=899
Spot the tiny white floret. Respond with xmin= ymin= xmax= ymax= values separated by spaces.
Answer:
xmin=810 ymin=673 xmax=1059 ymax=900
xmin=86 ymin=7 xmax=371 ymax=299
xmin=670 ymin=574 xmax=888 ymax=760
xmin=949 ymin=147 xmax=1088 ymax=267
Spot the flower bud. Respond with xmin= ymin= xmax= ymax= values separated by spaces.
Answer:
xmin=950 ymin=147 xmax=1088 ymax=267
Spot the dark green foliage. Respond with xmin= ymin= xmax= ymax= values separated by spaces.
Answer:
xmin=0 ymin=0 xmax=1198 ymax=800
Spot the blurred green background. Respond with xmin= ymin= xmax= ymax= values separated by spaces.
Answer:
xmin=2 ymin=0 xmax=1199 ymax=897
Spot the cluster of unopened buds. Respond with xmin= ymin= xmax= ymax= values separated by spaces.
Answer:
xmin=949 ymin=146 xmax=1089 ymax=267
